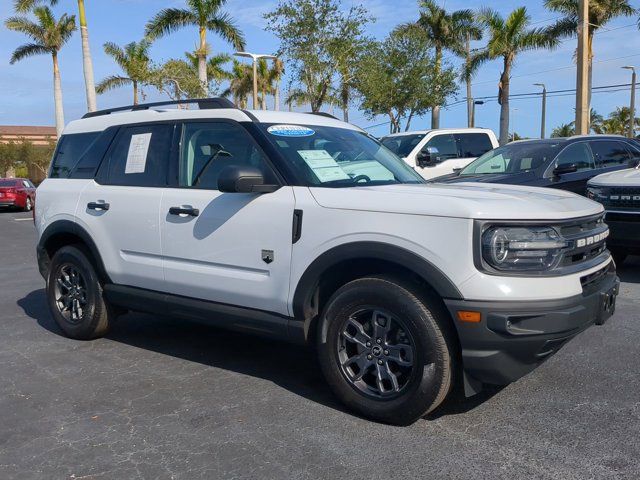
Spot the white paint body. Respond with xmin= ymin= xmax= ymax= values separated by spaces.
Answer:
xmin=36 ymin=109 xmax=610 ymax=318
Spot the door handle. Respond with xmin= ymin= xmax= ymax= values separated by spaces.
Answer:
xmin=87 ymin=201 xmax=109 ymax=211
xmin=169 ymin=206 xmax=199 ymax=217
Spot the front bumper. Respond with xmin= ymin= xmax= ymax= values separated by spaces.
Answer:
xmin=444 ymin=263 xmax=619 ymax=393
xmin=604 ymin=211 xmax=640 ymax=252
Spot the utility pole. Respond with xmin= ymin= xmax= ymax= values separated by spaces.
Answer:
xmin=534 ymin=83 xmax=547 ymax=138
xmin=622 ymin=66 xmax=636 ymax=138
xmin=575 ymin=0 xmax=590 ymax=135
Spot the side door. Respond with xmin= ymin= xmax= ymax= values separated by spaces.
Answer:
xmin=160 ymin=121 xmax=295 ymax=316
xmin=76 ymin=122 xmax=175 ymax=292
xmin=546 ymin=141 xmax=597 ymax=195
xmin=414 ymin=133 xmax=459 ymax=179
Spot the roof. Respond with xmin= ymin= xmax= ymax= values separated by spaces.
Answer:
xmin=381 ymin=127 xmax=494 ymax=138
xmin=510 ymin=135 xmax=634 ymax=146
xmin=64 ymin=108 xmax=361 ymax=135
xmin=0 ymin=125 xmax=56 ymax=136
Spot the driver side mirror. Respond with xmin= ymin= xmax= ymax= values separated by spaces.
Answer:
xmin=552 ymin=163 xmax=578 ymax=176
xmin=218 ymin=165 xmax=279 ymax=193
xmin=416 ymin=147 xmax=438 ymax=168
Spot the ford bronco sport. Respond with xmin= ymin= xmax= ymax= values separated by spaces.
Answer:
xmin=35 ymin=98 xmax=619 ymax=425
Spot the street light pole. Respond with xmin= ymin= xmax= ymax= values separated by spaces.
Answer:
xmin=575 ymin=0 xmax=590 ymax=135
xmin=472 ymin=100 xmax=484 ymax=128
xmin=622 ymin=66 xmax=636 ymax=138
xmin=233 ymin=52 xmax=278 ymax=110
xmin=534 ymin=83 xmax=547 ymax=138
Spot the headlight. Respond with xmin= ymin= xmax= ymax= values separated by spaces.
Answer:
xmin=481 ymin=226 xmax=567 ymax=272
xmin=586 ymin=186 xmax=606 ymax=201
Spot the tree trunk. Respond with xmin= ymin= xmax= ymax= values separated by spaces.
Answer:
xmin=77 ymin=0 xmax=97 ymax=112
xmin=587 ymin=32 xmax=594 ymax=131
xmin=498 ymin=56 xmax=511 ymax=146
xmin=431 ymin=45 xmax=442 ymax=129
xmin=198 ymin=26 xmax=208 ymax=96
xmin=466 ymin=34 xmax=473 ymax=127
xmin=52 ymin=53 xmax=65 ymax=138
xmin=341 ymin=81 xmax=349 ymax=122
xmin=405 ymin=110 xmax=415 ymax=131
xmin=133 ymin=80 xmax=138 ymax=105
xmin=274 ymin=81 xmax=280 ymax=111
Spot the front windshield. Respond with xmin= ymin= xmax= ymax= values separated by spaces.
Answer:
xmin=259 ymin=124 xmax=425 ymax=187
xmin=380 ymin=134 xmax=426 ymax=157
xmin=460 ymin=142 xmax=561 ymax=175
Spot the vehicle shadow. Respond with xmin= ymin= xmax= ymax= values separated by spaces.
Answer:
xmin=18 ymin=288 xmax=501 ymax=422
xmin=618 ymin=256 xmax=640 ymax=284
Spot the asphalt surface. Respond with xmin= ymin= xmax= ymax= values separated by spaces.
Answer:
xmin=0 ymin=209 xmax=639 ymax=480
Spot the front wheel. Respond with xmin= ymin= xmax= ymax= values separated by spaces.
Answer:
xmin=317 ymin=276 xmax=454 ymax=425
xmin=23 ymin=197 xmax=32 ymax=212
xmin=46 ymin=245 xmax=115 ymax=340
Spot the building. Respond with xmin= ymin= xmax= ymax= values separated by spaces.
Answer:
xmin=0 ymin=125 xmax=57 ymax=146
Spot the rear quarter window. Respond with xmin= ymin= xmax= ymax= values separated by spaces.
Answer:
xmin=50 ymin=132 xmax=100 ymax=178
xmin=455 ymin=133 xmax=494 ymax=158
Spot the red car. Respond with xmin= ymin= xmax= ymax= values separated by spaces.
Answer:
xmin=0 ymin=178 xmax=36 ymax=211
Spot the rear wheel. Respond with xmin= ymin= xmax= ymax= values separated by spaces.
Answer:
xmin=317 ymin=276 xmax=454 ymax=425
xmin=46 ymin=245 xmax=114 ymax=340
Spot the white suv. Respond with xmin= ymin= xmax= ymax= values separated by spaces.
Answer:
xmin=588 ymin=166 xmax=640 ymax=265
xmin=36 ymin=99 xmax=619 ymax=425
xmin=380 ymin=128 xmax=499 ymax=180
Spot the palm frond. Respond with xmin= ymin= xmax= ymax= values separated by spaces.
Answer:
xmin=103 ymin=42 xmax=127 ymax=69
xmin=9 ymin=42 xmax=50 ymax=64
xmin=13 ymin=0 xmax=57 ymax=14
xmin=4 ymin=16 xmax=45 ymax=41
xmin=145 ymin=8 xmax=198 ymax=40
xmin=96 ymin=75 xmax=132 ymax=94
xmin=206 ymin=13 xmax=246 ymax=50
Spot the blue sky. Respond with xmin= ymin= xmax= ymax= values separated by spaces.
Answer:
xmin=1 ymin=0 xmax=640 ymax=138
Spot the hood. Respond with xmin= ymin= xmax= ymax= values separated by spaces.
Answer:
xmin=309 ymin=183 xmax=603 ymax=221
xmin=432 ymin=171 xmax=537 ymax=185
xmin=588 ymin=167 xmax=640 ymax=187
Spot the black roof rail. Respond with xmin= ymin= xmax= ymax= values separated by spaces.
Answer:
xmin=306 ymin=111 xmax=340 ymax=120
xmin=82 ymin=97 xmax=237 ymax=119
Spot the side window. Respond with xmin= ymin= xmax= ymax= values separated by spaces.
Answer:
xmin=627 ymin=142 xmax=640 ymax=165
xmin=455 ymin=133 xmax=494 ymax=158
xmin=49 ymin=132 xmax=100 ymax=178
xmin=473 ymin=153 xmax=509 ymax=174
xmin=554 ymin=143 xmax=595 ymax=172
xmin=102 ymin=124 xmax=173 ymax=187
xmin=22 ymin=180 xmax=30 ymax=188
xmin=423 ymin=134 xmax=458 ymax=162
xmin=177 ymin=122 xmax=276 ymax=189
xmin=590 ymin=141 xmax=631 ymax=168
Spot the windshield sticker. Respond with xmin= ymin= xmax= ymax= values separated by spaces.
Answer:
xmin=298 ymin=150 xmax=350 ymax=182
xmin=268 ymin=124 xmax=315 ymax=137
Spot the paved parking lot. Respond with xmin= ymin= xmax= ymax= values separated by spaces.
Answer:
xmin=0 ymin=209 xmax=639 ymax=479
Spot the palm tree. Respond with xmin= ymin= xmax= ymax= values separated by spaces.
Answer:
xmin=223 ymin=60 xmax=252 ymax=108
xmin=545 ymin=0 xmax=636 ymax=111
xmin=551 ymin=122 xmax=575 ymax=137
xmin=412 ymin=1 xmax=476 ymax=128
xmin=145 ymin=0 xmax=245 ymax=96
xmin=590 ymin=109 xmax=605 ymax=134
xmin=96 ymin=40 xmax=152 ymax=105
xmin=471 ymin=8 xmax=559 ymax=145
xmin=185 ymin=50 xmax=231 ymax=88
xmin=602 ymin=106 xmax=640 ymax=135
xmin=15 ymin=0 xmax=98 ymax=112
xmin=5 ymin=6 xmax=76 ymax=137
xmin=270 ymin=58 xmax=285 ymax=111
xmin=459 ymin=17 xmax=483 ymax=127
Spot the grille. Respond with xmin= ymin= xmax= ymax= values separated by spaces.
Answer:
xmin=580 ymin=263 xmax=611 ymax=290
xmin=557 ymin=214 xmax=609 ymax=267
xmin=599 ymin=187 xmax=640 ymax=210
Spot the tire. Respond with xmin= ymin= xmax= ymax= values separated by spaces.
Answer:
xmin=317 ymin=276 xmax=454 ymax=425
xmin=46 ymin=245 xmax=114 ymax=340
xmin=610 ymin=248 xmax=627 ymax=266
xmin=23 ymin=197 xmax=32 ymax=212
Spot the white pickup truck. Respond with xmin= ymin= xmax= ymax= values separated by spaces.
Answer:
xmin=381 ymin=128 xmax=499 ymax=179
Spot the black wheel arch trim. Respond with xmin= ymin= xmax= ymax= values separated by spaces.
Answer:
xmin=291 ymin=241 xmax=463 ymax=324
xmin=37 ymin=220 xmax=111 ymax=283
